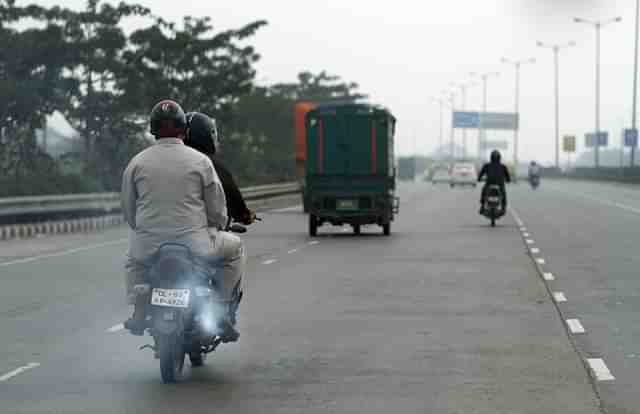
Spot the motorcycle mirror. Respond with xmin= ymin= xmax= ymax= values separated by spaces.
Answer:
xmin=228 ymin=223 xmax=247 ymax=234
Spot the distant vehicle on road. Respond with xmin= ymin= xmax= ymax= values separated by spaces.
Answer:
xmin=305 ymin=103 xmax=399 ymax=236
xmin=431 ymin=169 xmax=450 ymax=184
xmin=450 ymin=163 xmax=477 ymax=188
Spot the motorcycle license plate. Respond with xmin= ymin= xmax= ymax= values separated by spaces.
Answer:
xmin=151 ymin=288 xmax=190 ymax=308
xmin=337 ymin=199 xmax=357 ymax=210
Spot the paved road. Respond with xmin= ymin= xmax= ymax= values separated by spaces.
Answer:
xmin=511 ymin=179 xmax=640 ymax=414
xmin=0 ymin=182 xmax=603 ymax=413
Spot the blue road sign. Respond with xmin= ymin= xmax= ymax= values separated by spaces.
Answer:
xmin=585 ymin=132 xmax=608 ymax=147
xmin=453 ymin=111 xmax=480 ymax=128
xmin=624 ymin=128 xmax=638 ymax=147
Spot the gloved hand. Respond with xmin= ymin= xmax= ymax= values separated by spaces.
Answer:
xmin=240 ymin=209 xmax=256 ymax=225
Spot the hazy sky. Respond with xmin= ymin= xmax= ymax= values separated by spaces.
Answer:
xmin=37 ymin=0 xmax=639 ymax=164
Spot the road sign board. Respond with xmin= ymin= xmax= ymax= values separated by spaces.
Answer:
xmin=563 ymin=135 xmax=576 ymax=153
xmin=624 ymin=128 xmax=638 ymax=147
xmin=481 ymin=112 xmax=519 ymax=130
xmin=483 ymin=140 xmax=509 ymax=150
xmin=585 ymin=132 xmax=608 ymax=147
xmin=453 ymin=111 xmax=480 ymax=128
xmin=453 ymin=111 xmax=518 ymax=130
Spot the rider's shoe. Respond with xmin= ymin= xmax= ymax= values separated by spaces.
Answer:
xmin=124 ymin=298 xmax=147 ymax=336
xmin=218 ymin=319 xmax=240 ymax=343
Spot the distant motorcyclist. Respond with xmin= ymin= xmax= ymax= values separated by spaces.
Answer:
xmin=477 ymin=150 xmax=511 ymax=214
xmin=528 ymin=161 xmax=541 ymax=179
xmin=121 ymin=100 xmax=229 ymax=338
xmin=184 ymin=111 xmax=256 ymax=334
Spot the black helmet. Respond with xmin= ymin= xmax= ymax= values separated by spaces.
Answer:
xmin=149 ymin=100 xmax=187 ymax=138
xmin=490 ymin=150 xmax=501 ymax=163
xmin=185 ymin=112 xmax=219 ymax=155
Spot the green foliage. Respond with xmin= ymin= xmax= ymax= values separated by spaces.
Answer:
xmin=0 ymin=1 xmax=368 ymax=196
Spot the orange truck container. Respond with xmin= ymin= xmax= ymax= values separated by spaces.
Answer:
xmin=294 ymin=102 xmax=317 ymax=211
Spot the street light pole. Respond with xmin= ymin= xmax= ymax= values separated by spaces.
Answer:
xmin=537 ymin=41 xmax=575 ymax=169
xmin=451 ymin=81 xmax=475 ymax=160
xmin=432 ymin=97 xmax=447 ymax=159
xmin=502 ymin=57 xmax=536 ymax=171
xmin=633 ymin=0 xmax=639 ymax=167
xmin=470 ymin=71 xmax=499 ymax=161
xmin=574 ymin=16 xmax=622 ymax=168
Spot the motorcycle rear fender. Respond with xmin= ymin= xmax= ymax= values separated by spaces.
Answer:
xmin=152 ymin=308 xmax=185 ymax=335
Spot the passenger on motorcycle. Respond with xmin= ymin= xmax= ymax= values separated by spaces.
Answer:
xmin=121 ymin=100 xmax=233 ymax=340
xmin=477 ymin=150 xmax=511 ymax=214
xmin=183 ymin=111 xmax=257 ymax=336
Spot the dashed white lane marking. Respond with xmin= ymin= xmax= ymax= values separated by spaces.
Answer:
xmin=567 ymin=319 xmax=586 ymax=334
xmin=530 ymin=247 xmax=540 ymax=254
xmin=520 ymin=227 xmax=527 ymax=232
xmin=287 ymin=249 xmax=298 ymax=254
xmin=0 ymin=363 xmax=41 ymax=382
xmin=543 ymin=272 xmax=555 ymax=281
xmin=107 ymin=323 xmax=124 ymax=333
xmin=587 ymin=358 xmax=615 ymax=381
xmin=554 ymin=292 xmax=567 ymax=302
xmin=526 ymin=239 xmax=535 ymax=244
xmin=0 ymin=238 xmax=128 ymax=268
xmin=262 ymin=259 xmax=277 ymax=265
xmin=308 ymin=241 xmax=319 ymax=245
xmin=536 ymin=258 xmax=546 ymax=265
xmin=523 ymin=232 xmax=530 ymax=237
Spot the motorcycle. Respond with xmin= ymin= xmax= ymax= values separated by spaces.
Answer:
xmin=529 ymin=174 xmax=540 ymax=190
xmin=134 ymin=222 xmax=250 ymax=383
xmin=481 ymin=185 xmax=504 ymax=227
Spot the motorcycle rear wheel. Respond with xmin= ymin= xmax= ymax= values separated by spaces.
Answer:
xmin=158 ymin=334 xmax=185 ymax=383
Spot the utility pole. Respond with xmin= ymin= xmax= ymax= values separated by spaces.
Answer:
xmin=502 ymin=57 xmax=535 ymax=171
xmin=470 ymin=72 xmax=499 ymax=161
xmin=632 ymin=0 xmax=639 ymax=167
xmin=537 ymin=41 xmax=575 ymax=169
xmin=574 ymin=16 xmax=622 ymax=168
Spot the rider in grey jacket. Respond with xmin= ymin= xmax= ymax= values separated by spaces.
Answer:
xmin=121 ymin=100 xmax=227 ymax=336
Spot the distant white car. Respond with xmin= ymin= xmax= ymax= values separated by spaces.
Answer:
xmin=431 ymin=169 xmax=450 ymax=184
xmin=450 ymin=163 xmax=477 ymax=188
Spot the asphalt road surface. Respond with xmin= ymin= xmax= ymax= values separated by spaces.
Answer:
xmin=0 ymin=180 xmax=627 ymax=413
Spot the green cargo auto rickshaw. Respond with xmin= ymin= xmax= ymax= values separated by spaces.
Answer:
xmin=305 ymin=103 xmax=399 ymax=236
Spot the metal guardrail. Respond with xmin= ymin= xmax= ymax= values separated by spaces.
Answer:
xmin=0 ymin=182 xmax=300 ymax=225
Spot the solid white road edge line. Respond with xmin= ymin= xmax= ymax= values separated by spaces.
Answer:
xmin=107 ymin=323 xmax=124 ymax=333
xmin=566 ymin=319 xmax=586 ymax=334
xmin=587 ymin=358 xmax=615 ymax=381
xmin=262 ymin=259 xmax=277 ymax=265
xmin=0 ymin=238 xmax=128 ymax=268
xmin=553 ymin=292 xmax=567 ymax=302
xmin=0 ymin=363 xmax=41 ymax=382
xmin=543 ymin=272 xmax=555 ymax=281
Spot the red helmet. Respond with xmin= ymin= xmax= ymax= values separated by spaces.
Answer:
xmin=149 ymin=100 xmax=187 ymax=138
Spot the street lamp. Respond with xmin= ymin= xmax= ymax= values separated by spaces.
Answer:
xmin=450 ymin=80 xmax=476 ymax=160
xmin=501 ymin=57 xmax=536 ymax=170
xmin=444 ymin=88 xmax=457 ymax=164
xmin=574 ymin=16 xmax=622 ymax=168
xmin=537 ymin=40 xmax=575 ymax=169
xmin=469 ymin=71 xmax=499 ymax=160
xmin=632 ymin=0 xmax=639 ymax=167
xmin=431 ymin=96 xmax=449 ymax=159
